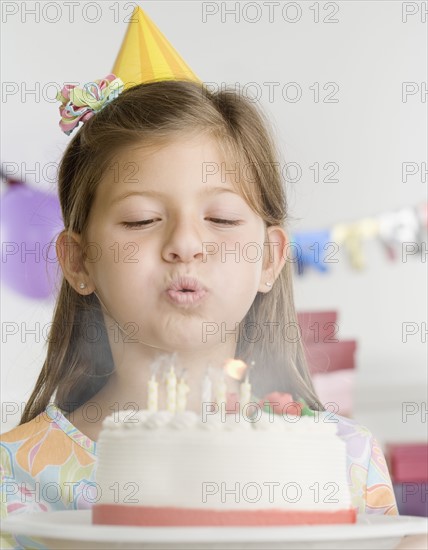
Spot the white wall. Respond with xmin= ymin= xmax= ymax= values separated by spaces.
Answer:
xmin=2 ymin=1 xmax=427 ymax=440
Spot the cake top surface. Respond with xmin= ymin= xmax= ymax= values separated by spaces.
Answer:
xmin=100 ymin=409 xmax=338 ymax=435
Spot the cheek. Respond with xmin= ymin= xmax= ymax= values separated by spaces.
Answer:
xmin=222 ymin=238 xmax=265 ymax=276
xmin=94 ymin=230 xmax=155 ymax=267
xmin=222 ymin=258 xmax=262 ymax=302
xmin=241 ymin=242 xmax=265 ymax=267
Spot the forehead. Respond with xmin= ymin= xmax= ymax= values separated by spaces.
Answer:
xmin=96 ymin=134 xmax=241 ymax=204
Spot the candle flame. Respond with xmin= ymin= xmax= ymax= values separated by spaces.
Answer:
xmin=223 ymin=359 xmax=248 ymax=381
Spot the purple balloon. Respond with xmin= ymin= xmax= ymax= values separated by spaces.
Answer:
xmin=1 ymin=181 xmax=65 ymax=299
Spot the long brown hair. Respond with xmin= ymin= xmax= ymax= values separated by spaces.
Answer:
xmin=20 ymin=80 xmax=323 ymax=424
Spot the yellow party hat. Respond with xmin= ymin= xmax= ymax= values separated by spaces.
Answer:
xmin=112 ymin=5 xmax=201 ymax=89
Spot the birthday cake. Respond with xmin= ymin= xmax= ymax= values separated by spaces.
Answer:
xmin=92 ymin=406 xmax=357 ymax=526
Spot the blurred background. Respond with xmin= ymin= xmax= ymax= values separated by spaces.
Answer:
xmin=1 ymin=1 xmax=427 ymax=516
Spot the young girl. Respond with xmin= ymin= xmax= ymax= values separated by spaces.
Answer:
xmin=1 ymin=79 xmax=397 ymax=549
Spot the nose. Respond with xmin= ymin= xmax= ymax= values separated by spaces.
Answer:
xmin=161 ymin=217 xmax=205 ymax=263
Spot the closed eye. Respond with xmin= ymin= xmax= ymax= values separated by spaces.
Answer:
xmin=208 ymin=218 xmax=242 ymax=226
xmin=121 ymin=220 xmax=159 ymax=228
xmin=121 ymin=218 xmax=242 ymax=229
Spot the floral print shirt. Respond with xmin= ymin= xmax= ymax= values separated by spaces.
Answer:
xmin=1 ymin=403 xmax=398 ymax=549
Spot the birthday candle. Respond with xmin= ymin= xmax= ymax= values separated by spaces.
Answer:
xmin=201 ymin=368 xmax=212 ymax=404
xmin=240 ymin=373 xmax=252 ymax=408
xmin=176 ymin=375 xmax=190 ymax=412
xmin=147 ymin=373 xmax=158 ymax=412
xmin=166 ymin=365 xmax=177 ymax=413
xmin=215 ymin=372 xmax=227 ymax=406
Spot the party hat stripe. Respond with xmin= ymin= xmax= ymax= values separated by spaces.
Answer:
xmin=156 ymin=31 xmax=199 ymax=81
xmin=112 ymin=23 xmax=144 ymax=88
xmin=139 ymin=17 xmax=164 ymax=81
xmin=144 ymin=14 xmax=199 ymax=82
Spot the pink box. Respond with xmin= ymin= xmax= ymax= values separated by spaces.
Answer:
xmin=296 ymin=311 xmax=338 ymax=344
xmin=303 ymin=340 xmax=357 ymax=374
xmin=387 ymin=443 xmax=428 ymax=483
xmin=393 ymin=483 xmax=428 ymax=517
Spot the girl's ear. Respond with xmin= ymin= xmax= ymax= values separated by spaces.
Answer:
xmin=258 ymin=225 xmax=288 ymax=293
xmin=56 ymin=230 xmax=95 ymax=295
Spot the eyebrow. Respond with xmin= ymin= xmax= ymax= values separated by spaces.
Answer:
xmin=109 ymin=186 xmax=240 ymax=206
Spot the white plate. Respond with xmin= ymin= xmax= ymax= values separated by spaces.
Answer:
xmin=2 ymin=510 xmax=427 ymax=550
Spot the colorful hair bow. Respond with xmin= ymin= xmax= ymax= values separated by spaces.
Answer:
xmin=56 ymin=74 xmax=124 ymax=136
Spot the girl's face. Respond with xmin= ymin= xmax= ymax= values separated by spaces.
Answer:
xmin=84 ymin=133 xmax=272 ymax=351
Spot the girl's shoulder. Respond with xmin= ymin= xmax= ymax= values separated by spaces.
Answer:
xmin=1 ymin=409 xmax=52 ymax=445
xmin=318 ymin=410 xmax=379 ymax=465
xmin=1 ymin=403 xmax=97 ymax=473
xmin=320 ymin=410 xmax=374 ymax=440
xmin=320 ymin=411 xmax=398 ymax=515
xmin=1 ymin=405 xmax=98 ymax=549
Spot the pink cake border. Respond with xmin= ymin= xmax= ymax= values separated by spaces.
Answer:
xmin=92 ymin=504 xmax=357 ymax=526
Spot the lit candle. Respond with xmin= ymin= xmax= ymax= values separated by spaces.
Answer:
xmin=201 ymin=366 xmax=212 ymax=404
xmin=215 ymin=372 xmax=227 ymax=407
xmin=166 ymin=365 xmax=177 ymax=413
xmin=147 ymin=373 xmax=158 ymax=412
xmin=240 ymin=373 xmax=252 ymax=409
xmin=176 ymin=370 xmax=190 ymax=412
xmin=201 ymin=365 xmax=214 ymax=413
xmin=224 ymin=359 xmax=247 ymax=381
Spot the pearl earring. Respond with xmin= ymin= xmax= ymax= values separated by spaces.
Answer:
xmin=266 ymin=282 xmax=272 ymax=287
xmin=79 ymin=282 xmax=87 ymax=289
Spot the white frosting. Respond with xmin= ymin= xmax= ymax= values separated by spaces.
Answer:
xmin=100 ymin=409 xmax=337 ymax=433
xmin=95 ymin=409 xmax=351 ymax=512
